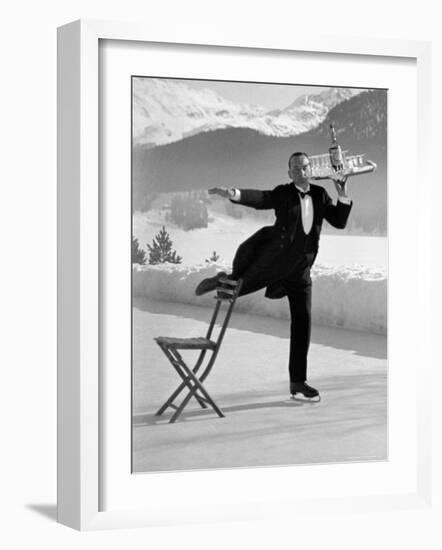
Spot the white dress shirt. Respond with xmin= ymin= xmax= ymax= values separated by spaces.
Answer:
xmin=294 ymin=184 xmax=314 ymax=235
xmin=230 ymin=186 xmax=351 ymax=236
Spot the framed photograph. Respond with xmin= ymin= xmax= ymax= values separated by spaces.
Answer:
xmin=57 ymin=19 xmax=432 ymax=530
xmin=131 ymin=76 xmax=387 ymax=473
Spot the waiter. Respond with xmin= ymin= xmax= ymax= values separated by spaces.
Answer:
xmin=195 ymin=152 xmax=352 ymax=400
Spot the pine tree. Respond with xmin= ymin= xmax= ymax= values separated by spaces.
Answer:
xmin=146 ymin=226 xmax=182 ymax=265
xmin=170 ymin=193 xmax=209 ymax=230
xmin=131 ymin=236 xmax=146 ymax=265
xmin=205 ymin=250 xmax=220 ymax=263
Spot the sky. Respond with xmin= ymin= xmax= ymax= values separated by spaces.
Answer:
xmin=170 ymin=79 xmax=337 ymax=110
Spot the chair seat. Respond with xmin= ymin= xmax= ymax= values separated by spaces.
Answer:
xmin=155 ymin=336 xmax=216 ymax=350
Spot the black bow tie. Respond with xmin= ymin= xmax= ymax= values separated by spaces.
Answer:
xmin=297 ymin=189 xmax=311 ymax=200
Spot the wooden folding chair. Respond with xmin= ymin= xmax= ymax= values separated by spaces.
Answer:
xmin=154 ymin=277 xmax=243 ymax=423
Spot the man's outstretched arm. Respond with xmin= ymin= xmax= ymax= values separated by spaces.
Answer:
xmin=208 ymin=187 xmax=281 ymax=210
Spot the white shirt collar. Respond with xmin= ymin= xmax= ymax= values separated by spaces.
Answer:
xmin=294 ymin=183 xmax=311 ymax=194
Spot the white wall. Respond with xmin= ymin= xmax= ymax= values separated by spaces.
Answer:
xmin=1 ymin=1 xmax=441 ymax=547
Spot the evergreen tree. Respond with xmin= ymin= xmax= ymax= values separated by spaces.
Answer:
xmin=205 ymin=250 xmax=220 ymax=263
xmin=132 ymin=236 xmax=146 ymax=265
xmin=147 ymin=226 xmax=182 ymax=265
xmin=170 ymin=193 xmax=209 ymax=230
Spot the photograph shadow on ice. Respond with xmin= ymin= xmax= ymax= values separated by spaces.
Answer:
xmin=133 ymin=397 xmax=310 ymax=426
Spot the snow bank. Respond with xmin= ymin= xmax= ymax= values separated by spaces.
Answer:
xmin=132 ymin=263 xmax=387 ymax=335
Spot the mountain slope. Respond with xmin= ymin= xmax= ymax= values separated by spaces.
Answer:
xmin=133 ymin=90 xmax=387 ymax=234
xmin=133 ymin=77 xmax=363 ymax=147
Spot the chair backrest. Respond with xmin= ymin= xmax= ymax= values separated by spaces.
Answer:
xmin=205 ymin=277 xmax=242 ymax=352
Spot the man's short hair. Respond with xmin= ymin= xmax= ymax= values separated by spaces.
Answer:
xmin=288 ymin=152 xmax=309 ymax=167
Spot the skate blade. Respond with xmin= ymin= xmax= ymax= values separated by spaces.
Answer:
xmin=290 ymin=393 xmax=321 ymax=403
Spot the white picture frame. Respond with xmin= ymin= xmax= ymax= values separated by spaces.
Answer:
xmin=57 ymin=19 xmax=433 ymax=531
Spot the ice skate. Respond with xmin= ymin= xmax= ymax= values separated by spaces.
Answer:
xmin=290 ymin=382 xmax=321 ymax=402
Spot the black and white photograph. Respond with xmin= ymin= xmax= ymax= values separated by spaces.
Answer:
xmin=131 ymin=76 xmax=387 ymax=473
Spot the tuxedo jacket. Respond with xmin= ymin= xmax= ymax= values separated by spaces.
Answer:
xmin=231 ymin=182 xmax=352 ymax=298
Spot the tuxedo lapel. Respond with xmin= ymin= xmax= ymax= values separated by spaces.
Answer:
xmin=286 ymin=185 xmax=301 ymax=240
xmin=309 ymin=185 xmax=320 ymax=223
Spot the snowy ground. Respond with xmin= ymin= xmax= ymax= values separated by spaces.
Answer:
xmin=132 ymin=298 xmax=387 ymax=473
xmin=133 ymin=208 xmax=387 ymax=334
xmin=133 ymin=209 xmax=388 ymax=270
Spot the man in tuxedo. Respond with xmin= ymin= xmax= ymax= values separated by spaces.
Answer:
xmin=195 ymin=152 xmax=352 ymax=400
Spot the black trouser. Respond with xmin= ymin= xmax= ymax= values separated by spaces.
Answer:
xmin=232 ymin=270 xmax=313 ymax=382
xmin=283 ymin=280 xmax=312 ymax=383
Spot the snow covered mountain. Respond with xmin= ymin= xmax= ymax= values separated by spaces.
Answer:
xmin=133 ymin=78 xmax=363 ymax=147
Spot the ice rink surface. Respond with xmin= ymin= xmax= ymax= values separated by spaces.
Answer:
xmin=132 ymin=298 xmax=387 ymax=473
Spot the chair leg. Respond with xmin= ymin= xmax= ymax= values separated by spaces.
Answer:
xmin=155 ymin=346 xmax=224 ymax=423
xmin=155 ymin=370 xmax=207 ymax=416
xmin=155 ymin=346 xmax=208 ymax=417
xmin=169 ymin=360 xmax=225 ymax=423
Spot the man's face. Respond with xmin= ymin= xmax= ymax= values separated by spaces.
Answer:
xmin=288 ymin=155 xmax=311 ymax=186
